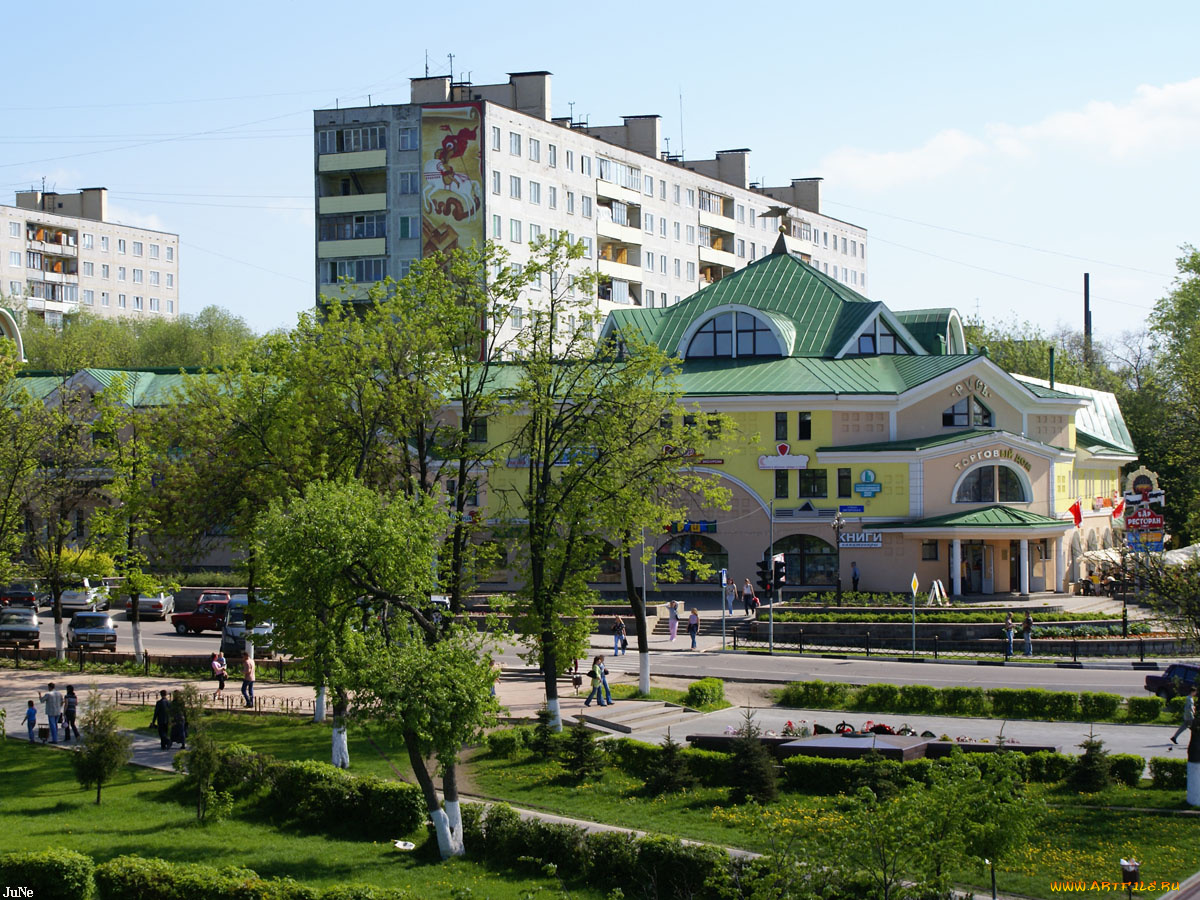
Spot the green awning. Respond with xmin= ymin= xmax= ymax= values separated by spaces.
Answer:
xmin=875 ymin=505 xmax=1070 ymax=530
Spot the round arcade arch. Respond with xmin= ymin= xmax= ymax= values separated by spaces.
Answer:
xmin=656 ymin=534 xmax=729 ymax=585
xmin=0 ymin=309 xmax=23 ymax=361
xmin=770 ymin=534 xmax=838 ymax=587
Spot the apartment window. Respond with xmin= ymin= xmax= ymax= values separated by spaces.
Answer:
xmin=529 ymin=223 xmax=542 ymax=242
xmin=645 ymin=252 xmax=654 ymax=271
xmin=737 ymin=204 xmax=745 ymax=223
xmin=118 ymin=239 xmax=126 ymax=254
xmin=149 ymin=271 xmax=161 ymax=286
xmin=509 ymin=132 xmax=521 ymax=155
xmin=548 ymin=144 xmax=557 ymax=167
xmin=686 ymin=261 xmax=696 ymax=281
xmin=510 ymin=219 xmax=522 ymax=243
xmin=842 ymin=237 xmax=848 ymax=254
xmin=838 ymin=468 xmax=852 ymax=498
xmin=320 ymin=258 xmax=386 ymax=283
xmin=851 ymin=240 xmax=857 ymax=257
xmin=659 ymin=218 xmax=666 ymax=237
xmin=645 ymin=290 xmax=655 ymax=307
xmin=132 ymin=241 xmax=143 ymax=256
xmin=737 ymin=239 xmax=746 ymax=258
xmin=82 ymin=233 xmax=93 ymax=249
xmin=660 ymin=255 xmax=667 ymax=274
xmin=491 ymin=126 xmax=501 ymax=150
xmin=101 ymin=264 xmax=110 ymax=279
xmin=660 ymin=181 xmax=666 ymax=200
xmin=100 ymin=291 xmax=109 ymax=306
xmin=749 ymin=208 xmax=757 ymax=229
xmin=492 ymin=214 xmax=501 ymax=238
xmin=798 ymin=469 xmax=828 ymax=498
xmin=509 ymin=176 xmax=521 ymax=200
xmin=775 ymin=412 xmax=788 ymax=441
xmin=798 ymin=411 xmax=812 ymax=441
xmin=686 ymin=225 xmax=695 ymax=244
xmin=397 ymin=216 xmax=417 ymax=239
xmin=166 ymin=246 xmax=173 ymax=261
xmin=398 ymin=171 xmax=420 ymax=194
xmin=566 ymin=149 xmax=574 ymax=171
xmin=644 ymin=174 xmax=653 ymax=195
xmin=673 ymin=184 xmax=680 ymax=204
xmin=82 ymin=290 xmax=94 ymax=305
xmin=674 ymin=258 xmax=681 ymax=277
xmin=921 ymin=540 xmax=939 ymax=561
xmin=396 ymin=126 xmax=418 ymax=150
xmin=118 ymin=293 xmax=127 ymax=308
xmin=673 ymin=222 xmax=680 ymax=241
xmin=823 ymin=231 xmax=828 ymax=248
xmin=580 ymin=236 xmax=593 ymax=258
xmin=317 ymin=125 xmax=385 ymax=153
xmin=686 ymin=189 xmax=696 ymax=207
xmin=398 ymin=259 xmax=413 ymax=278
xmin=7 ymin=251 xmax=18 ymax=267
xmin=528 ymin=138 xmax=540 ymax=162
xmin=8 ymin=281 xmax=20 ymax=296
xmin=167 ymin=299 xmax=174 ymax=313
xmin=149 ymin=297 xmax=160 ymax=311
xmin=100 ymin=236 xmax=109 ymax=251
xmin=26 ymin=251 xmax=41 ymax=270
xmin=580 ymin=155 xmax=591 ymax=175
xmin=166 ymin=274 xmax=174 ymax=288
xmin=548 ymin=186 xmax=557 ymax=209
xmin=118 ymin=266 xmax=126 ymax=282
xmin=133 ymin=295 xmax=143 ymax=310
xmin=529 ymin=181 xmax=541 ymax=205
xmin=318 ymin=213 xmax=387 ymax=240
xmin=7 ymin=222 xmax=18 ymax=238
xmin=566 ymin=192 xmax=575 ymax=214
xmin=512 ymin=306 xmax=524 ymax=328
xmin=491 ymin=171 xmax=501 ymax=194
xmin=775 ymin=470 xmax=788 ymax=500
xmin=750 ymin=244 xmax=757 ymax=261
xmin=149 ymin=243 xmax=159 ymax=259
xmin=644 ymin=213 xmax=653 ymax=233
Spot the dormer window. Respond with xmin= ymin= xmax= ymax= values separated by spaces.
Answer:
xmin=942 ymin=397 xmax=992 ymax=428
xmin=687 ymin=311 xmax=781 ymax=358
xmin=856 ymin=322 xmax=909 ymax=355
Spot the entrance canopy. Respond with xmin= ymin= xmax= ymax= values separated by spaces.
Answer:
xmin=874 ymin=504 xmax=1070 ymax=537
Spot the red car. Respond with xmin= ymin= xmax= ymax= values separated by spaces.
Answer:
xmin=171 ymin=597 xmax=229 ymax=635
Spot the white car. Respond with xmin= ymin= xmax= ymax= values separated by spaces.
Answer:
xmin=59 ymin=581 xmax=104 ymax=612
xmin=123 ymin=592 xmax=176 ymax=620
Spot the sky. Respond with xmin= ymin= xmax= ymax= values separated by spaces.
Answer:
xmin=5 ymin=1 xmax=1198 ymax=343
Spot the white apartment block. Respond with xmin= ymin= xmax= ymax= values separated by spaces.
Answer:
xmin=313 ymin=71 xmax=865 ymax=333
xmin=0 ymin=188 xmax=180 ymax=325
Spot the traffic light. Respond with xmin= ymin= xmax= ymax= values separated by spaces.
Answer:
xmin=773 ymin=558 xmax=786 ymax=588
xmin=755 ymin=554 xmax=772 ymax=594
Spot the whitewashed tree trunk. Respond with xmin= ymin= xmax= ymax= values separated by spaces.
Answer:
xmin=314 ymin=685 xmax=326 ymax=723
xmin=331 ymin=724 xmax=349 ymax=769
xmin=431 ymin=807 xmax=464 ymax=858
xmin=638 ymin=649 xmax=650 ymax=695
xmin=54 ymin=618 xmax=65 ymax=660
xmin=546 ymin=695 xmax=562 ymax=731
xmin=1188 ymin=761 xmax=1199 ymax=807
xmin=445 ymin=799 xmax=464 ymax=854
xmin=131 ymin=620 xmax=145 ymax=664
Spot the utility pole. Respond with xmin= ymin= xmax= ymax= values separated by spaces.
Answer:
xmin=1083 ymin=273 xmax=1093 ymax=369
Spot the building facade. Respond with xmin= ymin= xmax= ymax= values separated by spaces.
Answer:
xmin=0 ymin=188 xmax=181 ymax=325
xmin=313 ymin=71 xmax=867 ymax=339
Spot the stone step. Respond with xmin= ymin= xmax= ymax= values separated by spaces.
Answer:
xmin=576 ymin=699 xmax=704 ymax=735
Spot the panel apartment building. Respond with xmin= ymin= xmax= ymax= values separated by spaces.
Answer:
xmin=314 ymin=71 xmax=867 ymax=329
xmin=0 ymin=188 xmax=180 ymax=325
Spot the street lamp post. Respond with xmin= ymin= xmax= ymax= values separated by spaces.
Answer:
xmin=831 ymin=511 xmax=845 ymax=603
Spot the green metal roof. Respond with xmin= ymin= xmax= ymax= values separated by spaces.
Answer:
xmin=1011 ymin=375 xmax=1135 ymax=453
xmin=13 ymin=368 xmax=200 ymax=408
xmin=892 ymin=308 xmax=954 ymax=355
xmin=816 ymin=428 xmax=1002 ymax=453
xmin=875 ymin=505 xmax=1069 ymax=530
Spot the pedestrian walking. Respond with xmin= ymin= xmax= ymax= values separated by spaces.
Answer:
xmin=241 ymin=655 xmax=256 ymax=707
xmin=211 ymin=652 xmax=227 ymax=700
xmin=851 ymin=561 xmax=861 ymax=593
xmin=169 ymin=691 xmax=188 ymax=749
xmin=742 ymin=578 xmax=755 ymax=615
xmin=62 ymin=685 xmax=80 ymax=741
xmin=600 ymin=657 xmax=613 ymax=704
xmin=149 ymin=689 xmax=171 ymax=750
xmin=687 ymin=608 xmax=700 ymax=650
xmin=724 ymin=579 xmax=737 ymax=615
xmin=1022 ymin=611 xmax=1034 ymax=656
xmin=1003 ymin=612 xmax=1015 ymax=657
xmin=40 ymin=682 xmax=63 ymax=744
xmin=24 ymin=700 xmax=36 ymax=742
xmin=584 ymin=655 xmax=609 ymax=707
xmin=612 ymin=615 xmax=627 ymax=656
xmin=1171 ymin=687 xmax=1196 ymax=744
xmin=667 ymin=600 xmax=679 ymax=641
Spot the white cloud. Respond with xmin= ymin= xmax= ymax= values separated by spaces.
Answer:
xmin=822 ymin=76 xmax=1200 ymax=190
xmin=105 ymin=203 xmax=167 ymax=232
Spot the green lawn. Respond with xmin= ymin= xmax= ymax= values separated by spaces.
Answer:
xmin=607 ymin=683 xmax=732 ymax=712
xmin=0 ymin=740 xmax=602 ymax=899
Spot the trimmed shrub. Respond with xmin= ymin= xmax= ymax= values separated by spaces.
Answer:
xmin=521 ymin=820 xmax=590 ymax=879
xmin=684 ymin=677 xmax=725 ymax=708
xmin=1126 ymin=696 xmax=1164 ymax=722
xmin=485 ymin=726 xmax=531 ymax=759
xmin=608 ymin=737 xmax=661 ymax=780
xmin=854 ymin=750 xmax=909 ymax=800
xmin=679 ymin=748 xmax=733 ymax=786
xmin=896 ymin=684 xmax=937 ymax=713
xmin=0 ymin=849 xmax=94 ymax=900
xmin=634 ymin=835 xmax=732 ymax=900
xmin=479 ymin=803 xmax=526 ymax=867
xmin=782 ymin=756 xmax=861 ymax=795
xmin=1109 ymin=754 xmax=1146 ymax=787
xmin=460 ymin=801 xmax=484 ymax=849
xmin=1149 ymin=756 xmax=1187 ymax=790
xmin=778 ymin=680 xmax=849 ymax=709
xmin=853 ymin=682 xmax=900 ymax=711
xmin=939 ymin=686 xmax=988 ymax=716
xmin=1025 ymin=751 xmax=1074 ymax=783
xmin=267 ymin=760 xmax=424 ymax=839
xmin=1166 ymin=696 xmax=1185 ymax=715
xmin=580 ymin=830 xmax=640 ymax=890
xmin=1043 ymin=692 xmax=1080 ymax=720
xmin=1079 ymin=692 xmax=1123 ymax=721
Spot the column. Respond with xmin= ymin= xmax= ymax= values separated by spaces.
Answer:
xmin=1054 ymin=536 xmax=1065 ymax=593
xmin=951 ymin=538 xmax=962 ymax=596
xmin=1019 ymin=539 xmax=1030 ymax=595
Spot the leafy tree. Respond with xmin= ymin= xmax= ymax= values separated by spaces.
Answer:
xmin=171 ymin=685 xmax=225 ymax=821
xmin=0 ymin=341 xmax=44 ymax=587
xmin=70 ymin=687 xmax=132 ymax=804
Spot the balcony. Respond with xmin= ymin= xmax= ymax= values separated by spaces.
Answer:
xmin=698 ymin=208 xmax=734 ymax=232
xmin=41 ymin=271 xmax=79 ymax=284
xmin=595 ymin=178 xmax=641 ymax=205
xmin=318 ymin=149 xmax=387 ymax=173
xmin=26 ymin=239 xmax=78 ymax=258
xmin=598 ymin=257 xmax=643 ymax=284
xmin=597 ymin=216 xmax=643 ymax=244
xmin=318 ymin=194 xmax=387 ymax=215
xmin=698 ymin=243 xmax=736 ymax=269
xmin=317 ymin=238 xmax=386 ymax=259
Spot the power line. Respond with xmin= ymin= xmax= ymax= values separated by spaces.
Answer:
xmin=183 ymin=241 xmax=310 ymax=285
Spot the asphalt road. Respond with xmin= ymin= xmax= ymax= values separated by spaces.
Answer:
xmin=33 ymin=608 xmax=223 ymax=656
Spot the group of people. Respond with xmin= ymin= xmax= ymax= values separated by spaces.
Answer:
xmin=23 ymin=682 xmax=80 ymax=743
xmin=149 ymin=689 xmax=188 ymax=750
xmin=1002 ymin=611 xmax=1036 ymax=657
xmin=210 ymin=650 xmax=256 ymax=706
xmin=664 ymin=603 xmax=702 ymax=648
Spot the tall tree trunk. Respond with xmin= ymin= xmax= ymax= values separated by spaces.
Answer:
xmin=439 ymin=760 xmax=465 ymax=856
xmin=314 ymin=683 xmax=326 ymax=723
xmin=540 ymin=618 xmax=561 ymax=730
xmin=53 ymin=594 xmax=65 ymax=661
xmin=129 ymin=593 xmax=145 ymax=665
xmin=331 ymin=688 xmax=349 ymax=769
xmin=402 ymin=728 xmax=457 ymax=859
xmin=621 ymin=540 xmax=651 ymax=695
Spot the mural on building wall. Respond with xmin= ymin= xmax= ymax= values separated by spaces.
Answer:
xmin=420 ymin=103 xmax=484 ymax=256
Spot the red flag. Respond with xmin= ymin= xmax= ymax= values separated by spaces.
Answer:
xmin=1111 ymin=498 xmax=1125 ymax=519
xmin=1068 ymin=499 xmax=1082 ymax=527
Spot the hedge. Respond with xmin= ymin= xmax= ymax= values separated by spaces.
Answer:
xmin=1109 ymin=754 xmax=1146 ymax=787
xmin=777 ymin=680 xmax=849 ymax=708
xmin=267 ymin=760 xmax=425 ymax=838
xmin=939 ymin=686 xmax=988 ymax=716
xmin=1149 ymin=757 xmax=1187 ymax=790
xmin=94 ymin=855 xmax=413 ymax=900
xmin=484 ymin=726 xmax=532 ymax=759
xmin=1079 ymin=692 xmax=1123 ymax=720
xmin=1126 ymin=696 xmax=1164 ymax=722
xmin=0 ymin=849 xmax=94 ymax=900
xmin=684 ymin=677 xmax=726 ymax=709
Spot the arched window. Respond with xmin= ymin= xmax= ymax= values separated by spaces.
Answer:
xmin=771 ymin=534 xmax=838 ymax=587
xmin=942 ymin=397 xmax=992 ymax=428
xmin=592 ymin=543 xmax=623 ymax=583
xmin=656 ymin=534 xmax=729 ymax=584
xmin=954 ymin=465 xmax=1029 ymax=503
xmin=686 ymin=311 xmax=781 ymax=358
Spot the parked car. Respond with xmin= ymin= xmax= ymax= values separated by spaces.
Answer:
xmin=124 ymin=592 xmax=176 ymax=620
xmin=67 ymin=611 xmax=118 ymax=651
xmin=220 ymin=596 xmax=274 ymax=659
xmin=171 ymin=598 xmax=229 ymax=635
xmin=59 ymin=580 xmax=105 ymax=612
xmin=0 ymin=607 xmax=39 ymax=648
xmin=0 ymin=585 xmax=39 ymax=608
xmin=1145 ymin=663 xmax=1200 ymax=700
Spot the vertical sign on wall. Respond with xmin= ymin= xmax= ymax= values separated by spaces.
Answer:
xmin=421 ymin=103 xmax=484 ymax=257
